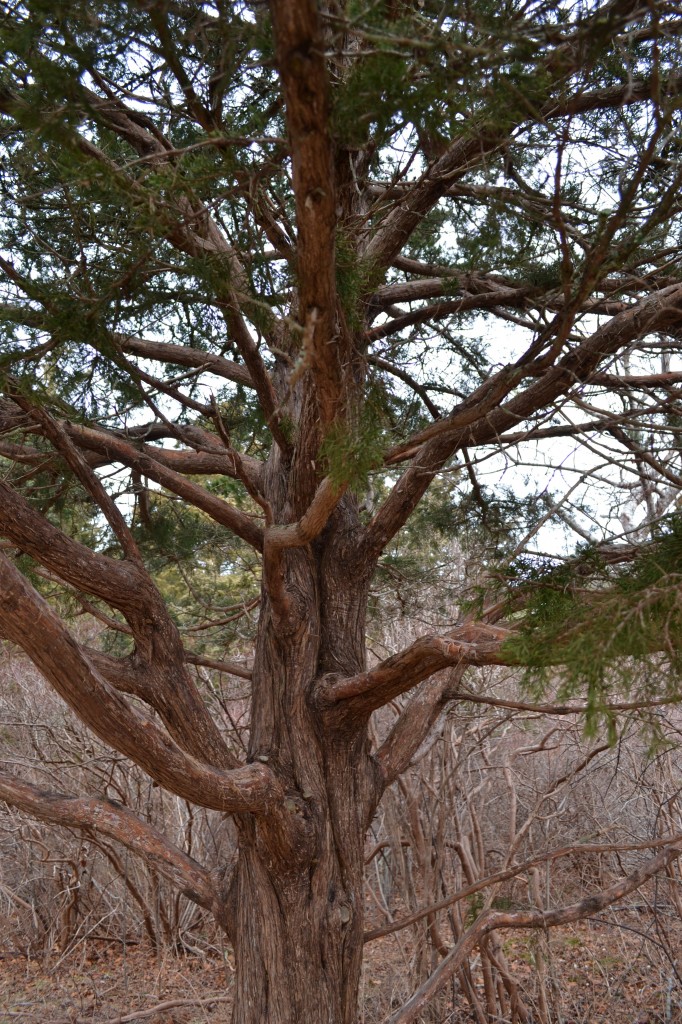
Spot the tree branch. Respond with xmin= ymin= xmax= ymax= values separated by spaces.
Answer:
xmin=315 ymin=623 xmax=511 ymax=718
xmin=0 ymin=479 xmax=146 ymax=617
xmin=118 ymin=333 xmax=254 ymax=389
xmin=65 ymin=423 xmax=265 ymax=551
xmin=387 ymin=840 xmax=682 ymax=1024
xmin=9 ymin=390 xmax=143 ymax=563
xmin=0 ymin=772 xmax=218 ymax=913
xmin=366 ymin=287 xmax=531 ymax=342
xmin=265 ymin=476 xmax=346 ymax=549
xmin=0 ymin=553 xmax=277 ymax=814
xmin=374 ymin=665 xmax=466 ymax=792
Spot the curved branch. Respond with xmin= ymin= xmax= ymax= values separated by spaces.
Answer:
xmin=10 ymin=390 xmax=143 ymax=563
xmin=366 ymin=287 xmax=530 ymax=342
xmin=0 ymin=479 xmax=144 ymax=616
xmin=315 ymin=623 xmax=511 ymax=718
xmin=118 ymin=334 xmax=253 ymax=388
xmin=265 ymin=476 xmax=346 ymax=550
xmin=374 ymin=664 xmax=466 ymax=792
xmin=0 ymin=772 xmax=218 ymax=913
xmin=0 ymin=553 xmax=278 ymax=814
xmin=185 ymin=651 xmax=253 ymax=681
xmin=543 ymin=70 xmax=682 ymax=118
xmin=66 ymin=424 xmax=265 ymax=552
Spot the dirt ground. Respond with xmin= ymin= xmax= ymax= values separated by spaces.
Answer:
xmin=0 ymin=917 xmax=680 ymax=1023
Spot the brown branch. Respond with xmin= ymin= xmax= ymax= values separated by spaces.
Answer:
xmin=374 ymin=665 xmax=466 ymax=793
xmin=0 ymin=772 xmax=218 ymax=913
xmin=0 ymin=553 xmax=277 ymax=814
xmin=265 ymin=476 xmax=346 ymax=549
xmin=387 ymin=840 xmax=682 ymax=1024
xmin=91 ymin=995 xmax=231 ymax=1024
xmin=370 ymin=275 xmax=474 ymax=308
xmin=0 ymin=408 xmax=261 ymax=483
xmin=365 ymin=832 xmax=682 ymax=945
xmin=211 ymin=396 xmax=273 ymax=523
xmin=4 ymin=559 xmax=242 ymax=772
xmin=269 ymin=0 xmax=340 ymax=427
xmin=591 ymin=370 xmax=682 ymax=388
xmin=118 ymin=422 xmax=262 ymax=486
xmin=65 ymin=423 xmax=265 ymax=551
xmin=316 ymin=623 xmax=512 ymax=718
xmin=9 ymin=390 xmax=142 ymax=563
xmin=0 ymin=479 xmax=145 ymax=617
xmin=444 ymin=690 xmax=682 ymax=717
xmin=218 ymin=296 xmax=292 ymax=454
xmin=118 ymin=334 xmax=253 ymax=388
xmin=366 ymin=287 xmax=530 ymax=342
xmin=363 ymin=128 xmax=506 ymax=272
xmin=0 ymin=464 xmax=248 ymax=771
xmin=83 ymin=648 xmax=153 ymax=698
xmin=542 ymin=70 xmax=682 ymax=118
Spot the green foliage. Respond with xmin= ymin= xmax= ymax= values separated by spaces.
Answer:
xmin=320 ymin=398 xmax=386 ymax=492
xmin=335 ymin=233 xmax=381 ymax=333
xmin=504 ymin=517 xmax=682 ymax=732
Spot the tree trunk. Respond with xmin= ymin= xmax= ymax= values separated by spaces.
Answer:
xmin=229 ymin=781 xmax=365 ymax=1024
xmin=225 ymin=499 xmax=378 ymax=1024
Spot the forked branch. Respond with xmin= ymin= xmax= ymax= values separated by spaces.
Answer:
xmin=0 ymin=553 xmax=278 ymax=814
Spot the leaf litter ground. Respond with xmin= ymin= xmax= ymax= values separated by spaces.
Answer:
xmin=0 ymin=915 xmax=680 ymax=1023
